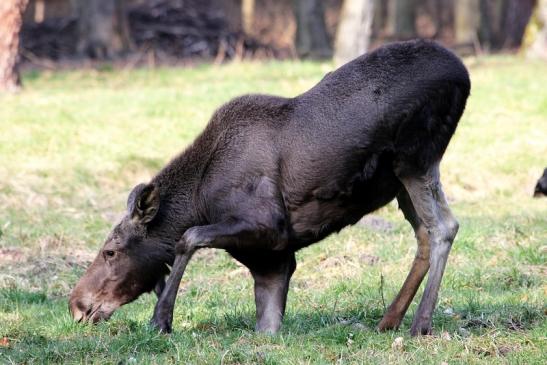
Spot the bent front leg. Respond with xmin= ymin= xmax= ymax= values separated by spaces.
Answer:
xmin=150 ymin=251 xmax=195 ymax=333
xmin=151 ymin=219 xmax=281 ymax=333
xmin=252 ymin=253 xmax=296 ymax=334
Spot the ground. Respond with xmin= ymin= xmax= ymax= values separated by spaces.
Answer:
xmin=0 ymin=56 xmax=546 ymax=364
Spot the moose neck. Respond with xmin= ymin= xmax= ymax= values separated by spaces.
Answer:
xmin=148 ymin=141 xmax=208 ymax=245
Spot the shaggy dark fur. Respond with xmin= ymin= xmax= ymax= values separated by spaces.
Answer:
xmin=534 ymin=168 xmax=547 ymax=197
xmin=70 ymin=39 xmax=470 ymax=335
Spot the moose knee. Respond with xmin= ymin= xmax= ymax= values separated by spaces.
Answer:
xmin=429 ymin=219 xmax=458 ymax=256
xmin=176 ymin=228 xmax=200 ymax=254
xmin=443 ymin=218 xmax=459 ymax=244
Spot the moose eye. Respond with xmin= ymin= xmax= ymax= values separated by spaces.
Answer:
xmin=103 ymin=250 xmax=116 ymax=259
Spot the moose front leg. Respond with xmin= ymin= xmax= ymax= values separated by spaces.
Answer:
xmin=150 ymin=219 xmax=278 ymax=333
xmin=150 ymin=250 xmax=195 ymax=332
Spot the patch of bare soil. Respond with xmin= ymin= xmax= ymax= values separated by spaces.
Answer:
xmin=0 ymin=246 xmax=95 ymax=297
xmin=357 ymin=215 xmax=395 ymax=233
xmin=0 ymin=248 xmax=26 ymax=265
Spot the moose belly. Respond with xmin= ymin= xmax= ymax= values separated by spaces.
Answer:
xmin=287 ymin=172 xmax=401 ymax=249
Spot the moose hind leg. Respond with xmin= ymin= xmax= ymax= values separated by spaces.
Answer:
xmin=251 ymin=252 xmax=296 ymax=334
xmin=398 ymin=163 xmax=459 ymax=336
xmin=154 ymin=277 xmax=166 ymax=298
xmin=378 ymin=189 xmax=430 ymax=331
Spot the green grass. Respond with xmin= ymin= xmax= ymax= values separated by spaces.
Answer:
xmin=1 ymin=56 xmax=546 ymax=364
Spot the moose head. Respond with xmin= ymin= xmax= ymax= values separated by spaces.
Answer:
xmin=69 ymin=183 xmax=174 ymax=323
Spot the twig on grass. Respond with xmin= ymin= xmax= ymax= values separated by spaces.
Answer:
xmin=379 ymin=273 xmax=386 ymax=312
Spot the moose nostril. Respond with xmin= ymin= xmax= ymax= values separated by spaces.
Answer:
xmin=70 ymin=301 xmax=84 ymax=322
xmin=71 ymin=299 xmax=93 ymax=322
xmin=74 ymin=299 xmax=88 ymax=313
xmin=85 ymin=305 xmax=93 ymax=317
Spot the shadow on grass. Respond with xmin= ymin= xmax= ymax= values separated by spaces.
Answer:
xmin=202 ymin=300 xmax=545 ymax=337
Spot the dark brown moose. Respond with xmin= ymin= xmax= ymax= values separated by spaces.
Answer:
xmin=70 ymin=40 xmax=470 ymax=336
xmin=533 ymin=168 xmax=547 ymax=197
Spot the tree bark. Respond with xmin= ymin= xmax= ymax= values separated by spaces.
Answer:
xmin=503 ymin=0 xmax=536 ymax=49
xmin=76 ymin=0 xmax=132 ymax=59
xmin=386 ymin=0 xmax=416 ymax=39
xmin=334 ymin=0 xmax=375 ymax=66
xmin=479 ymin=0 xmax=536 ymax=50
xmin=242 ymin=0 xmax=255 ymax=35
xmin=526 ymin=0 xmax=547 ymax=59
xmin=0 ymin=0 xmax=28 ymax=92
xmin=293 ymin=0 xmax=332 ymax=59
xmin=455 ymin=0 xmax=480 ymax=45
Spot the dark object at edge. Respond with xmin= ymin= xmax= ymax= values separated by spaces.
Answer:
xmin=534 ymin=168 xmax=547 ymax=197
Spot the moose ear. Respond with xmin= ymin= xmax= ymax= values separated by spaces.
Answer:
xmin=127 ymin=183 xmax=160 ymax=224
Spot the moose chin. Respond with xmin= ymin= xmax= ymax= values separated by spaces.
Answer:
xmin=70 ymin=39 xmax=470 ymax=337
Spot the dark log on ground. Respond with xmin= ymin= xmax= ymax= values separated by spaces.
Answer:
xmin=20 ymin=0 xmax=286 ymax=64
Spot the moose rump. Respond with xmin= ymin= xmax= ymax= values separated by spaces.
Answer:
xmin=278 ymin=41 xmax=469 ymax=250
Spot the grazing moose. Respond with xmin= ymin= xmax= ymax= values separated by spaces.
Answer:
xmin=70 ymin=40 xmax=470 ymax=336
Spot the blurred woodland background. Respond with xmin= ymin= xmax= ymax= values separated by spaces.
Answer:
xmin=1 ymin=0 xmax=547 ymax=92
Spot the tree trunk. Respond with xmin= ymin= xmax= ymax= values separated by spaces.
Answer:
xmin=478 ymin=0 xmax=504 ymax=50
xmin=0 ymin=0 xmax=28 ymax=92
xmin=503 ymin=0 xmax=536 ymax=49
xmin=76 ymin=0 xmax=132 ymax=59
xmin=293 ymin=0 xmax=332 ymax=59
xmin=526 ymin=0 xmax=547 ymax=59
xmin=242 ymin=0 xmax=255 ymax=35
xmin=334 ymin=0 xmax=375 ymax=66
xmin=479 ymin=0 xmax=536 ymax=50
xmin=386 ymin=0 xmax=416 ymax=39
xmin=455 ymin=0 xmax=480 ymax=45
xmin=372 ymin=0 xmax=387 ymax=38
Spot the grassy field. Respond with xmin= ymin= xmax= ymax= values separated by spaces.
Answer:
xmin=0 ymin=56 xmax=546 ymax=364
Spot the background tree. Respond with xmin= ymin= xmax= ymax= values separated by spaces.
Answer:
xmin=242 ymin=0 xmax=255 ymax=35
xmin=478 ymin=0 xmax=536 ymax=51
xmin=502 ymin=0 xmax=536 ymax=48
xmin=478 ymin=0 xmax=505 ymax=50
xmin=526 ymin=0 xmax=547 ymax=59
xmin=431 ymin=0 xmax=455 ymax=39
xmin=334 ymin=0 xmax=375 ymax=66
xmin=385 ymin=0 xmax=416 ymax=39
xmin=0 ymin=0 xmax=29 ymax=92
xmin=293 ymin=0 xmax=332 ymax=59
xmin=455 ymin=0 xmax=480 ymax=47
xmin=76 ymin=0 xmax=132 ymax=59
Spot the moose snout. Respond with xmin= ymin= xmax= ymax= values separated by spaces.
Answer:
xmin=69 ymin=297 xmax=94 ymax=323
xmin=69 ymin=297 xmax=112 ymax=324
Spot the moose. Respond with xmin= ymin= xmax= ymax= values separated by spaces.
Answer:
xmin=534 ymin=168 xmax=547 ymax=197
xmin=70 ymin=40 xmax=470 ymax=336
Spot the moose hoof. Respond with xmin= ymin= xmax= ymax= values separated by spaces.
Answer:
xmin=255 ymin=324 xmax=280 ymax=335
xmin=410 ymin=320 xmax=432 ymax=336
xmin=150 ymin=316 xmax=173 ymax=334
xmin=377 ymin=315 xmax=401 ymax=332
